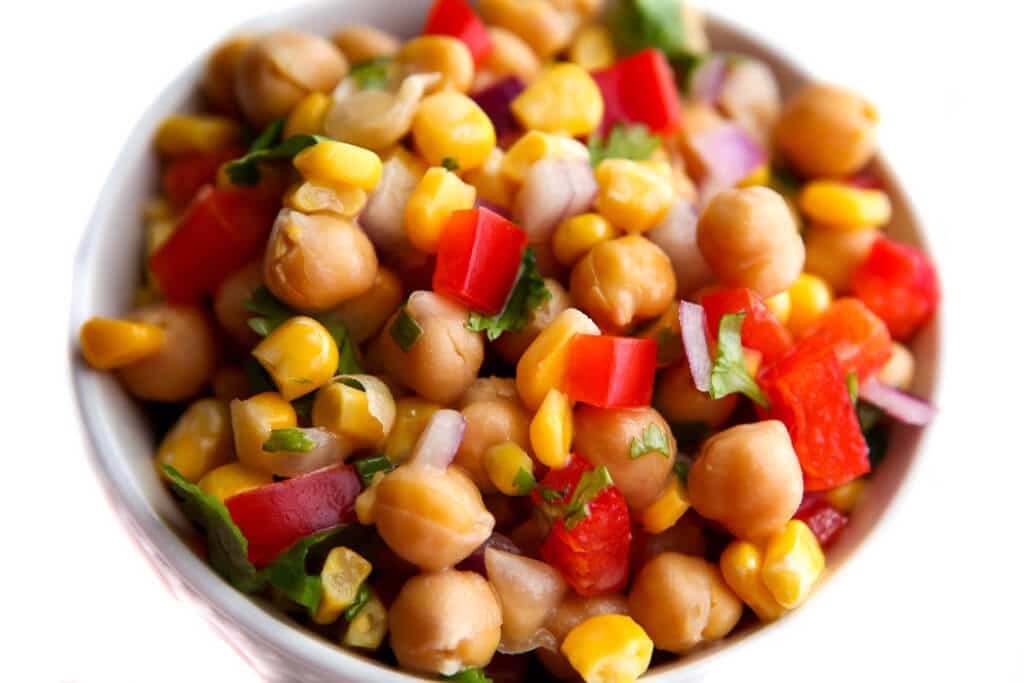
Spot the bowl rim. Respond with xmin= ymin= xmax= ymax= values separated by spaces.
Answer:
xmin=68 ymin=3 xmax=945 ymax=681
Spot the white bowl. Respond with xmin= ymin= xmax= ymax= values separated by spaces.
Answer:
xmin=69 ymin=2 xmax=942 ymax=681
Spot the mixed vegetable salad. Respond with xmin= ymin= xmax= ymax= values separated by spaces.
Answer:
xmin=78 ymin=1 xmax=940 ymax=681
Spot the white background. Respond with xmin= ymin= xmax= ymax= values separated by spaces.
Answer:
xmin=2 ymin=0 xmax=1022 ymax=681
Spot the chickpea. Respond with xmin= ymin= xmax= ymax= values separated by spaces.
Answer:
xmin=628 ymin=553 xmax=742 ymax=653
xmin=572 ymin=405 xmax=676 ymax=511
xmin=212 ymin=365 xmax=251 ymax=402
xmin=878 ymin=342 xmax=915 ymax=390
xmin=775 ymin=83 xmax=879 ymax=178
xmin=697 ymin=187 xmax=805 ymax=298
xmin=459 ymin=377 xmax=520 ymax=407
xmin=719 ymin=59 xmax=781 ymax=146
xmin=213 ymin=260 xmax=262 ymax=347
xmin=804 ymin=225 xmax=878 ymax=294
xmin=680 ymin=2 xmax=710 ymax=52
xmin=332 ymin=25 xmax=400 ymax=64
xmin=538 ymin=593 xmax=630 ymax=680
xmin=367 ymin=291 xmax=484 ymax=404
xmin=570 ymin=235 xmax=677 ymax=332
xmin=263 ymin=209 xmax=378 ymax=312
xmin=116 ymin=304 xmax=217 ymax=402
xmin=328 ymin=267 xmax=404 ymax=344
xmin=395 ymin=36 xmax=474 ymax=94
xmin=633 ymin=513 xmax=707 ymax=567
xmin=688 ymin=421 xmax=804 ymax=541
xmin=479 ymin=0 xmax=579 ymax=59
xmin=201 ymin=34 xmax=254 ymax=117
xmin=493 ymin=278 xmax=569 ymax=364
xmin=474 ymin=27 xmax=541 ymax=92
xmin=235 ymin=29 xmax=348 ymax=127
xmin=324 ymin=71 xmax=439 ymax=151
xmin=655 ymin=361 xmax=738 ymax=430
xmin=456 ymin=391 xmax=531 ymax=492
xmin=645 ymin=200 xmax=714 ymax=298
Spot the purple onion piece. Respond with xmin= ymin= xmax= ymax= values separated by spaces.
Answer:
xmin=456 ymin=532 xmax=520 ymax=577
xmin=408 ymin=409 xmax=466 ymax=468
xmin=471 ymin=76 xmax=526 ymax=138
xmin=689 ymin=55 xmax=728 ymax=103
xmin=692 ymin=123 xmax=767 ymax=206
xmin=475 ymin=198 xmax=512 ymax=220
xmin=679 ymin=301 xmax=712 ymax=392
xmin=859 ymin=378 xmax=937 ymax=426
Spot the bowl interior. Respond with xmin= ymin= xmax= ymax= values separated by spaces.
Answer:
xmin=70 ymin=2 xmax=941 ymax=681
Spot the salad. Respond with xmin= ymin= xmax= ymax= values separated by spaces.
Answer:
xmin=77 ymin=1 xmax=940 ymax=681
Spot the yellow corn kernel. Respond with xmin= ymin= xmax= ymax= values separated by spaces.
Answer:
xmin=484 ymin=442 xmax=535 ymax=495
xmin=761 ymin=520 xmax=826 ymax=609
xmin=552 ymin=213 xmax=617 ymax=266
xmin=154 ymin=114 xmax=240 ymax=155
xmin=198 ymin=463 xmax=272 ymax=502
xmin=516 ymin=308 xmax=600 ymax=410
xmin=284 ymin=92 xmax=331 ymax=139
xmin=79 ymin=317 xmax=165 ymax=370
xmin=511 ymin=63 xmax=603 ymax=137
xmin=284 ymin=181 xmax=367 ymax=218
xmin=157 ymin=399 xmax=234 ymax=482
xmin=719 ymin=540 xmax=787 ymax=622
xmin=464 ymin=147 xmax=514 ymax=211
xmin=530 ymin=389 xmax=573 ymax=469
xmin=764 ymin=291 xmax=792 ymax=326
xmin=403 ymin=167 xmax=476 ymax=253
xmin=313 ymin=547 xmax=373 ymax=624
xmin=738 ymin=163 xmax=771 ymax=188
xmin=798 ymin=180 xmax=892 ymax=231
xmin=252 ymin=317 xmax=339 ymax=401
xmin=343 ymin=588 xmax=388 ymax=650
xmin=313 ymin=382 xmax=385 ymax=447
xmin=143 ymin=198 xmax=174 ymax=223
xmin=569 ymin=24 xmax=615 ymax=71
xmin=384 ymin=398 xmax=441 ymax=462
xmin=355 ymin=471 xmax=387 ymax=525
xmin=501 ymin=130 xmax=590 ymax=185
xmin=825 ymin=477 xmax=865 ymax=513
xmin=594 ymin=159 xmax=675 ymax=234
xmin=786 ymin=273 xmax=833 ymax=337
xmin=293 ymin=140 xmax=383 ymax=192
xmin=230 ymin=392 xmax=298 ymax=471
xmin=412 ymin=91 xmax=497 ymax=172
xmin=641 ymin=477 xmax=691 ymax=535
xmin=561 ymin=614 xmax=654 ymax=683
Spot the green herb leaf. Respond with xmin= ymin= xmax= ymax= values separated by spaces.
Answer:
xmin=441 ymin=157 xmax=460 ymax=171
xmin=250 ymin=118 xmax=285 ymax=152
xmin=390 ymin=307 xmax=423 ymax=351
xmin=350 ymin=57 xmax=393 ymax=90
xmin=709 ymin=312 xmax=769 ymax=408
xmin=513 ymin=468 xmax=537 ymax=496
xmin=673 ymin=460 xmax=690 ymax=487
xmin=320 ymin=318 xmax=364 ymax=375
xmin=345 ymin=582 xmax=373 ymax=621
xmin=466 ymin=248 xmax=551 ymax=341
xmin=536 ymin=483 xmax=570 ymax=504
xmin=588 ymin=123 xmax=662 ymax=166
xmin=608 ymin=0 xmax=688 ymax=57
xmin=441 ymin=668 xmax=494 ymax=683
xmin=564 ymin=466 xmax=614 ymax=530
xmin=847 ymin=371 xmax=859 ymax=404
xmin=354 ymin=455 xmax=395 ymax=487
xmin=629 ymin=423 xmax=672 ymax=459
xmin=263 ymin=527 xmax=344 ymax=613
xmin=225 ymin=130 xmax=328 ymax=186
xmin=263 ymin=428 xmax=316 ymax=453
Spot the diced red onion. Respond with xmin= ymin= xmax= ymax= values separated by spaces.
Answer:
xmin=471 ymin=76 xmax=525 ymax=139
xmin=859 ymin=378 xmax=937 ymax=426
xmin=361 ymin=154 xmax=421 ymax=253
xmin=646 ymin=200 xmax=714 ymax=296
xmin=689 ymin=55 xmax=728 ymax=103
xmin=456 ymin=532 xmax=520 ymax=577
xmin=691 ymin=123 xmax=767 ymax=206
xmin=679 ymin=301 xmax=711 ymax=392
xmin=516 ymin=158 xmax=597 ymax=244
xmin=409 ymin=409 xmax=466 ymax=468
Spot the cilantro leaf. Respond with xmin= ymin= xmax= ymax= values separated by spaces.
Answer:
xmin=442 ymin=668 xmax=494 ymax=683
xmin=466 ymin=248 xmax=551 ymax=341
xmin=629 ymin=423 xmax=672 ymax=459
xmin=708 ymin=313 xmax=769 ymax=408
xmin=225 ymin=129 xmax=328 ymax=186
xmin=588 ymin=123 xmax=662 ymax=166
xmin=354 ymin=455 xmax=395 ymax=487
xmin=345 ymin=582 xmax=373 ymax=621
xmin=263 ymin=428 xmax=316 ymax=453
xmin=847 ymin=371 xmax=859 ymax=404
xmin=673 ymin=460 xmax=690 ymax=487
xmin=513 ymin=468 xmax=537 ymax=496
xmin=441 ymin=157 xmax=460 ymax=171
xmin=390 ymin=307 xmax=423 ymax=351
xmin=536 ymin=483 xmax=570 ymax=504
xmin=263 ymin=527 xmax=344 ymax=613
xmin=249 ymin=118 xmax=285 ymax=152
xmin=607 ymin=0 xmax=688 ymax=57
xmin=350 ymin=57 xmax=392 ymax=90
xmin=564 ymin=466 xmax=614 ymax=530
xmin=319 ymin=317 xmax=364 ymax=375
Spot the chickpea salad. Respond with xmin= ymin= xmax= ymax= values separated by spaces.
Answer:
xmin=78 ymin=1 xmax=940 ymax=681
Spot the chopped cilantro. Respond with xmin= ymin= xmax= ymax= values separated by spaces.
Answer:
xmin=673 ymin=460 xmax=690 ymax=487
xmin=607 ymin=0 xmax=688 ymax=57
xmin=564 ymin=466 xmax=614 ymax=530
xmin=224 ymin=120 xmax=328 ymax=185
xmin=708 ymin=313 xmax=769 ymax=408
xmin=263 ymin=528 xmax=344 ymax=613
xmin=588 ymin=123 xmax=662 ymax=166
xmin=441 ymin=157 xmax=460 ymax=171
xmin=441 ymin=668 xmax=493 ymax=683
xmin=350 ymin=57 xmax=392 ymax=90
xmin=466 ymin=248 xmax=551 ymax=341
xmin=629 ymin=423 xmax=672 ymax=459
xmin=354 ymin=455 xmax=395 ymax=488
xmin=847 ymin=371 xmax=859 ymax=404
xmin=263 ymin=428 xmax=316 ymax=453
xmin=536 ymin=483 xmax=570 ymax=504
xmin=345 ymin=582 xmax=372 ymax=621
xmin=390 ymin=307 xmax=423 ymax=351
xmin=249 ymin=118 xmax=285 ymax=152
xmin=513 ymin=468 xmax=537 ymax=496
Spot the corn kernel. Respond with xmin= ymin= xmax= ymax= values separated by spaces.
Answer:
xmin=552 ymin=213 xmax=617 ymax=266
xmin=157 ymin=398 xmax=234 ymax=482
xmin=764 ymin=291 xmax=792 ymax=325
xmin=384 ymin=398 xmax=441 ymax=463
xmin=464 ymin=147 xmax=514 ymax=211
xmin=154 ymin=114 xmax=239 ymax=155
xmin=641 ymin=477 xmax=691 ymax=534
xmin=569 ymin=24 xmax=615 ymax=71
xmin=252 ymin=317 xmax=339 ymax=401
xmin=284 ymin=92 xmax=331 ymax=139
xmin=143 ymin=198 xmax=174 ymax=223
xmin=355 ymin=471 xmax=387 ymax=525
xmin=530 ymin=389 xmax=573 ymax=469
xmin=343 ymin=588 xmax=388 ymax=649
xmin=798 ymin=180 xmax=892 ymax=231
xmin=786 ymin=273 xmax=833 ymax=337
xmin=738 ymin=163 xmax=771 ymax=188
xmin=403 ymin=167 xmax=476 ymax=253
xmin=501 ymin=130 xmax=590 ymax=185
xmin=825 ymin=477 xmax=865 ymax=513
xmin=412 ymin=91 xmax=497 ymax=172
xmin=761 ymin=520 xmax=826 ymax=609
xmin=512 ymin=63 xmax=604 ymax=137
xmin=594 ymin=159 xmax=675 ymax=233
xmin=877 ymin=342 xmax=915 ymax=390
xmin=79 ymin=317 xmax=165 ymax=370
xmin=198 ymin=462 xmax=272 ymax=502
xmin=293 ymin=140 xmax=383 ymax=192
xmin=719 ymin=540 xmax=787 ymax=622
xmin=230 ymin=392 xmax=298 ymax=472
xmin=561 ymin=614 xmax=654 ymax=683
xmin=313 ymin=381 xmax=388 ymax=447
xmin=484 ymin=442 xmax=534 ymax=495
xmin=516 ymin=308 xmax=600 ymax=410
xmin=313 ymin=547 xmax=373 ymax=624
xmin=284 ymin=181 xmax=367 ymax=218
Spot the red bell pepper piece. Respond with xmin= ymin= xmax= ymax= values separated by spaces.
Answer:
xmin=432 ymin=207 xmax=527 ymax=315
xmin=225 ymin=465 xmax=361 ymax=568
xmin=759 ymin=345 xmax=870 ymax=491
xmin=797 ymin=298 xmax=893 ymax=382
xmin=591 ymin=48 xmax=681 ymax=135
xmin=794 ymin=494 xmax=849 ymax=548
xmin=161 ymin=147 xmax=243 ymax=210
xmin=700 ymin=287 xmax=793 ymax=363
xmin=422 ymin=0 xmax=493 ymax=64
xmin=149 ymin=185 xmax=279 ymax=304
xmin=850 ymin=237 xmax=940 ymax=341
xmin=534 ymin=455 xmax=631 ymax=596
xmin=566 ymin=335 xmax=657 ymax=408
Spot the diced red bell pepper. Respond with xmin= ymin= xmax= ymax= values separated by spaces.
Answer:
xmin=224 ymin=465 xmax=361 ymax=567
xmin=700 ymin=287 xmax=794 ymax=363
xmin=759 ymin=345 xmax=870 ymax=491
xmin=850 ymin=237 xmax=940 ymax=341
xmin=797 ymin=298 xmax=893 ymax=382
xmin=566 ymin=335 xmax=657 ymax=408
xmin=161 ymin=147 xmax=244 ymax=210
xmin=794 ymin=494 xmax=849 ymax=548
xmin=432 ymin=207 xmax=527 ymax=315
xmin=591 ymin=48 xmax=681 ymax=135
xmin=423 ymin=0 xmax=493 ymax=64
xmin=534 ymin=455 xmax=631 ymax=596
xmin=149 ymin=185 xmax=279 ymax=304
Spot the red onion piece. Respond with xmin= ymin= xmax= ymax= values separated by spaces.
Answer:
xmin=679 ymin=301 xmax=711 ymax=392
xmin=471 ymin=76 xmax=525 ymax=138
xmin=456 ymin=532 xmax=520 ymax=577
xmin=646 ymin=200 xmax=714 ymax=296
xmin=689 ymin=55 xmax=728 ymax=103
xmin=691 ymin=124 xmax=767 ymax=206
xmin=859 ymin=378 xmax=937 ymax=426
xmin=516 ymin=158 xmax=597 ymax=244
xmin=408 ymin=409 xmax=466 ymax=468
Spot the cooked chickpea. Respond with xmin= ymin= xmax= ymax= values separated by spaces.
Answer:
xmin=367 ymin=291 xmax=484 ymax=404
xmin=213 ymin=260 xmax=262 ymax=347
xmin=474 ymin=27 xmax=541 ymax=92
xmin=697 ymin=187 xmax=805 ymax=298
xmin=328 ymin=267 xmax=404 ymax=344
xmin=324 ymin=72 xmax=438 ymax=151
xmin=332 ymin=25 xmax=400 ymax=64
xmin=117 ymin=304 xmax=217 ymax=402
xmin=628 ymin=553 xmax=742 ymax=653
xmin=775 ymin=83 xmax=879 ymax=178
xmin=201 ymin=34 xmax=254 ymax=116
xmin=570 ymin=235 xmax=677 ymax=332
xmin=395 ymin=36 xmax=474 ymax=94
xmin=456 ymin=384 xmax=532 ymax=492
xmin=493 ymin=278 xmax=569 ymax=363
xmin=719 ymin=59 xmax=781 ymax=146
xmin=212 ymin=365 xmax=251 ymax=402
xmin=655 ymin=361 xmax=738 ymax=430
xmin=878 ymin=342 xmax=915 ymax=390
xmin=263 ymin=209 xmax=378 ymax=312
xmin=538 ymin=593 xmax=630 ymax=680
xmin=235 ymin=29 xmax=348 ymax=127
xmin=479 ymin=0 xmax=579 ymax=59
xmin=374 ymin=464 xmax=495 ymax=571
xmin=804 ymin=225 xmax=878 ymax=293
xmin=389 ymin=570 xmax=502 ymax=675
xmin=459 ymin=377 xmax=520 ymax=407
xmin=573 ymin=405 xmax=676 ymax=511
xmin=633 ymin=513 xmax=707 ymax=567
xmin=688 ymin=421 xmax=804 ymax=541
